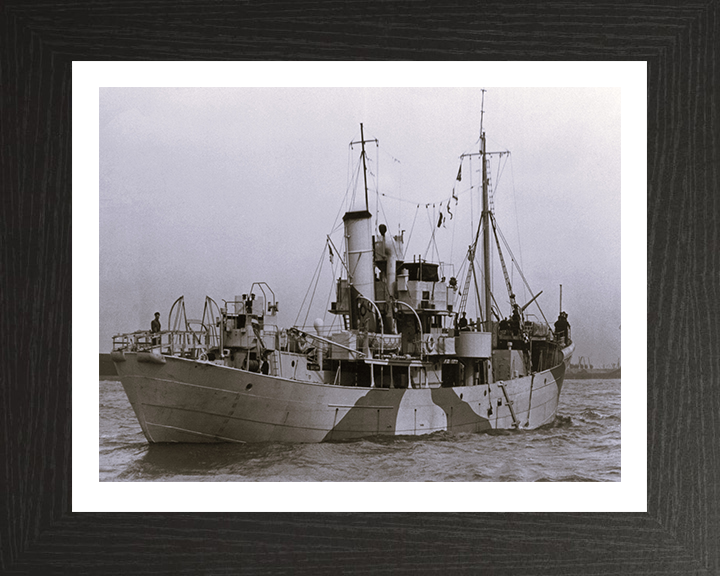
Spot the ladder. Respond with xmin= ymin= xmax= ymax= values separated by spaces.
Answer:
xmin=488 ymin=177 xmax=495 ymax=213
xmin=458 ymin=262 xmax=473 ymax=315
xmin=498 ymin=381 xmax=520 ymax=429
xmin=268 ymin=350 xmax=281 ymax=377
xmin=490 ymin=212 xmax=517 ymax=310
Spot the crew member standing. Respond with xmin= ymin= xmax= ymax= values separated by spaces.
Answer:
xmin=457 ymin=312 xmax=468 ymax=330
xmin=151 ymin=312 xmax=161 ymax=346
xmin=554 ymin=312 xmax=570 ymax=344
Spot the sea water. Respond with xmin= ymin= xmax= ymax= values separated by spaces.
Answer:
xmin=99 ymin=378 xmax=620 ymax=482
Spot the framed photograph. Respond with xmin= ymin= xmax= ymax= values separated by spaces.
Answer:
xmin=83 ymin=65 xmax=637 ymax=512
xmin=2 ymin=3 xmax=717 ymax=574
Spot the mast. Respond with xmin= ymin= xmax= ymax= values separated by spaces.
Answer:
xmin=478 ymin=89 xmax=492 ymax=330
xmin=344 ymin=126 xmax=379 ymax=332
xmin=360 ymin=123 xmax=369 ymax=211
xmin=481 ymin=131 xmax=492 ymax=329
xmin=350 ymin=124 xmax=377 ymax=212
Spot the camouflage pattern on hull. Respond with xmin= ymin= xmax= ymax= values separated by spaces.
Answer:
xmin=115 ymin=342 xmax=574 ymax=443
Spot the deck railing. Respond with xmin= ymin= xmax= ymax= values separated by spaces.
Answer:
xmin=112 ymin=328 xmax=216 ymax=359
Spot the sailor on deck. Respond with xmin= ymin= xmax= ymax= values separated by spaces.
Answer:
xmin=457 ymin=312 xmax=468 ymax=330
xmin=151 ymin=312 xmax=161 ymax=346
xmin=554 ymin=312 xmax=570 ymax=345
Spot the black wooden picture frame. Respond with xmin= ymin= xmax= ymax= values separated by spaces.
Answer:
xmin=2 ymin=2 xmax=718 ymax=574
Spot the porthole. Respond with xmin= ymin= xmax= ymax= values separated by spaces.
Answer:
xmin=246 ymin=384 xmax=253 ymax=391
xmin=460 ymin=393 xmax=463 ymax=400
xmin=291 ymin=360 xmax=295 ymax=367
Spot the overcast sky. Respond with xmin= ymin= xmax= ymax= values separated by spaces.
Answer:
xmin=99 ymin=87 xmax=621 ymax=366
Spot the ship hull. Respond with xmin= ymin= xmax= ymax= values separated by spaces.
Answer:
xmin=114 ymin=343 xmax=574 ymax=443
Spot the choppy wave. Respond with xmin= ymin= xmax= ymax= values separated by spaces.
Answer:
xmin=545 ymin=415 xmax=574 ymax=428
xmin=100 ymin=378 xmax=621 ymax=483
xmin=534 ymin=475 xmax=601 ymax=482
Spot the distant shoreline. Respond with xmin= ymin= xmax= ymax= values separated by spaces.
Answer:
xmin=566 ymin=367 xmax=621 ymax=379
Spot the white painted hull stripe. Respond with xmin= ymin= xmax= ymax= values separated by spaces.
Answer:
xmin=146 ymin=422 xmax=247 ymax=443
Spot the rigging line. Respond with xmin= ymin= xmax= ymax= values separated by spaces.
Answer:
xmin=494 ymin=153 xmax=518 ymax=291
xmin=469 ymin=155 xmax=474 ymax=234
xmin=458 ymin=263 xmax=472 ymax=316
xmin=461 ymin=259 xmax=483 ymax=321
xmin=489 ymin=289 xmax=502 ymax=320
xmin=322 ymin=257 xmax=340 ymax=328
xmin=469 ymin=208 xmax=485 ymax=255
xmin=471 ymin=219 xmax=487 ymax=317
xmin=489 ymin=211 xmax=516 ymax=308
xmin=496 ymin=152 xmax=509 ymax=191
xmin=456 ymin=218 xmax=485 ymax=315
xmin=508 ymin=154 xmax=524 ymax=274
xmin=495 ymin=219 xmax=550 ymax=326
xmin=375 ymin=142 xmax=380 ymax=227
xmin=374 ymin=178 xmax=379 ymax=226
xmin=346 ymin=144 xmax=356 ymax=201
xmin=326 ymin=236 xmax=350 ymax=277
xmin=480 ymin=138 xmax=510 ymax=188
xmin=403 ymin=203 xmax=420 ymax=260
xmin=379 ymin=146 xmax=402 ymax=165
xmin=472 ymin=257 xmax=484 ymax=321
xmin=423 ymin=205 xmax=434 ymax=260
xmin=294 ymin=246 xmax=326 ymax=327
xmin=455 ymin=250 xmax=469 ymax=277
xmin=374 ymin=144 xmax=405 ymax=234
xmin=452 ymin=257 xmax=469 ymax=310
xmin=450 ymin=190 xmax=458 ymax=264
xmin=330 ymin=185 xmax=355 ymax=237
xmin=329 ymin=221 xmax=345 ymax=235
xmin=301 ymin=245 xmax=326 ymax=331
xmin=379 ymin=184 xmax=474 ymax=206
xmin=398 ymin=153 xmax=403 ymax=239
xmin=329 ymin=144 xmax=365 ymax=235
xmin=497 ymin=224 xmax=533 ymax=303
xmin=377 ymin=195 xmax=391 ymax=230
xmin=431 ymin=212 xmax=442 ymax=263
xmin=348 ymin=160 xmax=364 ymax=210
xmin=346 ymin=141 xmax=353 ymax=195
xmin=423 ymin=204 xmax=442 ymax=263
xmin=377 ymin=197 xmax=399 ymax=257
xmin=493 ymin=155 xmax=502 ymax=200
xmin=422 ymin=207 xmax=430 ymax=259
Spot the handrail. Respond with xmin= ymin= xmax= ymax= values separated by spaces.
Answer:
xmin=112 ymin=328 xmax=215 ymax=359
xmin=250 ymin=282 xmax=277 ymax=312
xmin=202 ymin=296 xmax=221 ymax=349
xmin=395 ymin=301 xmax=423 ymax=360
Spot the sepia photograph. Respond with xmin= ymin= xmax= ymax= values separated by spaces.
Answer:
xmin=4 ymin=1 xmax=715 ymax=571
xmin=98 ymin=83 xmax=622 ymax=484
